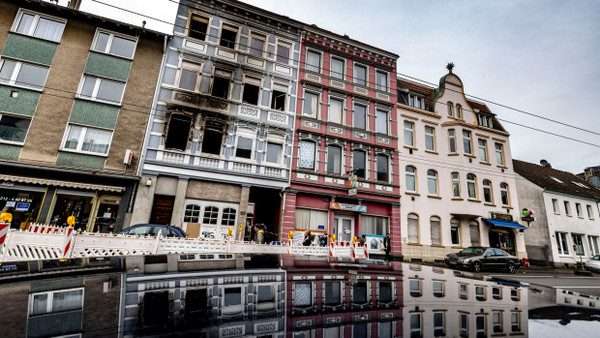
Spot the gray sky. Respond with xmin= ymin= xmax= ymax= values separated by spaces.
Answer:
xmin=71 ymin=0 xmax=600 ymax=174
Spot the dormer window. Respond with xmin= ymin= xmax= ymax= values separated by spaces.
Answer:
xmin=549 ymin=176 xmax=564 ymax=184
xmin=477 ymin=114 xmax=494 ymax=128
xmin=408 ymin=94 xmax=425 ymax=109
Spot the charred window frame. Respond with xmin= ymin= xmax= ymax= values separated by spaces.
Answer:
xmin=271 ymin=83 xmax=287 ymax=111
xmin=188 ymin=14 xmax=209 ymax=41
xmin=165 ymin=112 xmax=193 ymax=151
xmin=242 ymin=76 xmax=261 ymax=105
xmin=142 ymin=291 xmax=169 ymax=327
xmin=201 ymin=117 xmax=227 ymax=155
xmin=219 ymin=24 xmax=238 ymax=49
xmin=211 ymin=69 xmax=232 ymax=99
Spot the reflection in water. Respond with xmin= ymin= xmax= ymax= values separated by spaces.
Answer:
xmin=1 ymin=255 xmax=600 ymax=336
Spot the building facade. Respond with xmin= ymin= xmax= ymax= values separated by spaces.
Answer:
xmin=397 ymin=67 xmax=527 ymax=261
xmin=0 ymin=0 xmax=165 ymax=232
xmin=513 ymin=159 xmax=600 ymax=267
xmin=131 ymin=0 xmax=302 ymax=240
xmin=281 ymin=26 xmax=400 ymax=258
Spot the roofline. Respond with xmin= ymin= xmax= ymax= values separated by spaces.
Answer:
xmin=303 ymin=25 xmax=399 ymax=59
xmin=544 ymin=188 xmax=600 ymax=201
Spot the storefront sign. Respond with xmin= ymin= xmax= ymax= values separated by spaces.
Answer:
xmin=348 ymin=175 xmax=357 ymax=196
xmin=490 ymin=212 xmax=513 ymax=222
xmin=0 ymin=181 xmax=15 ymax=187
xmin=15 ymin=203 xmax=30 ymax=211
xmin=363 ymin=234 xmax=385 ymax=251
xmin=330 ymin=202 xmax=367 ymax=213
xmin=521 ymin=216 xmax=535 ymax=222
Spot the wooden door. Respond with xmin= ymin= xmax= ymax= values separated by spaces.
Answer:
xmin=149 ymin=195 xmax=174 ymax=225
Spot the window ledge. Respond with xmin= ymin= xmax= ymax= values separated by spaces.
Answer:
xmin=0 ymin=80 xmax=44 ymax=93
xmin=480 ymin=161 xmax=491 ymax=166
xmin=0 ymin=140 xmax=25 ymax=147
xmin=89 ymin=48 xmax=134 ymax=61
xmin=425 ymin=150 xmax=438 ymax=155
xmin=451 ymin=198 xmax=464 ymax=201
xmin=484 ymin=203 xmax=496 ymax=207
xmin=428 ymin=195 xmax=442 ymax=199
xmin=497 ymin=165 xmax=508 ymax=169
xmin=448 ymin=153 xmax=459 ymax=156
xmin=503 ymin=206 xmax=513 ymax=209
xmin=59 ymin=148 xmax=108 ymax=158
xmin=451 ymin=246 xmax=464 ymax=249
xmin=405 ymin=192 xmax=420 ymax=196
xmin=403 ymin=145 xmax=418 ymax=151
xmin=430 ymin=245 xmax=445 ymax=248
xmin=407 ymin=243 xmax=422 ymax=246
xmin=464 ymin=154 xmax=476 ymax=158
xmin=76 ymin=95 xmax=122 ymax=107
xmin=468 ymin=199 xmax=481 ymax=203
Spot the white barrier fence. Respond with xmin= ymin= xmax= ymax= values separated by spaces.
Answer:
xmin=0 ymin=223 xmax=370 ymax=263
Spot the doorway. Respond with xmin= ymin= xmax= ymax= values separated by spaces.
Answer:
xmin=488 ymin=228 xmax=515 ymax=255
xmin=150 ymin=195 xmax=175 ymax=225
xmin=333 ymin=215 xmax=354 ymax=242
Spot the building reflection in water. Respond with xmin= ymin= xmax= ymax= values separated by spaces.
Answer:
xmin=0 ymin=254 xmax=543 ymax=337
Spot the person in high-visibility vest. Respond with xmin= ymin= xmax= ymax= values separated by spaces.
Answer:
xmin=253 ymin=224 xmax=265 ymax=244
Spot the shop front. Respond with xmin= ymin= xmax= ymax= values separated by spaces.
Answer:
xmin=483 ymin=215 xmax=528 ymax=256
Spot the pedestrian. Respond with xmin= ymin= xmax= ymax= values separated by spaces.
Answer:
xmin=383 ymin=232 xmax=391 ymax=261
xmin=302 ymin=230 xmax=312 ymax=246
xmin=253 ymin=224 xmax=265 ymax=244
xmin=318 ymin=234 xmax=327 ymax=247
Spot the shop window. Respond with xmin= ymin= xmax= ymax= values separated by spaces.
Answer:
xmin=219 ymin=24 xmax=238 ymax=49
xmin=299 ymin=140 xmax=316 ymax=170
xmin=93 ymin=197 xmax=120 ymax=233
xmin=201 ymin=119 xmax=225 ymax=155
xmin=352 ymin=150 xmax=366 ymax=178
xmin=294 ymin=283 xmax=312 ymax=307
xmin=361 ymin=215 xmax=389 ymax=239
xmin=294 ymin=208 xmax=327 ymax=231
xmin=353 ymin=103 xmax=366 ymax=129
xmin=14 ymin=10 xmax=66 ymax=42
xmin=324 ymin=281 xmax=341 ymax=305
xmin=30 ymin=288 xmax=83 ymax=315
xmin=211 ymin=70 xmax=231 ymax=99
xmin=242 ymin=77 xmax=261 ymax=105
xmin=352 ymin=281 xmax=368 ymax=303
xmin=327 ymin=145 xmax=342 ymax=174
xmin=92 ymin=30 xmax=136 ymax=58
xmin=0 ymin=113 xmax=31 ymax=143
xmin=408 ymin=213 xmax=419 ymax=244
xmin=0 ymin=59 xmax=49 ymax=89
xmin=376 ymin=154 xmax=389 ymax=182
xmin=50 ymin=192 xmax=93 ymax=230
xmin=164 ymin=113 xmax=192 ymax=151
xmin=379 ymin=281 xmax=392 ymax=303
xmin=79 ymin=75 xmax=125 ymax=104
xmin=409 ymin=279 xmax=421 ymax=297
xmin=188 ymin=14 xmax=209 ymax=40
xmin=142 ymin=291 xmax=169 ymax=327
xmin=202 ymin=206 xmax=219 ymax=225
xmin=266 ymin=142 xmax=282 ymax=164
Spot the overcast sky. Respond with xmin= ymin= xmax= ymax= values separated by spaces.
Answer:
xmin=71 ymin=0 xmax=600 ymax=174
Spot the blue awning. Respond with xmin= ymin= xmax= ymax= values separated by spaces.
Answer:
xmin=483 ymin=218 xmax=528 ymax=230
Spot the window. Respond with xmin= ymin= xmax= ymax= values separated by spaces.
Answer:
xmin=327 ymin=145 xmax=342 ymax=174
xmin=276 ymin=42 xmax=290 ymax=64
xmin=427 ymin=170 xmax=438 ymax=196
xmin=463 ymin=130 xmax=472 ymax=154
xmin=249 ymin=33 xmax=265 ymax=57
xmin=451 ymin=219 xmax=460 ymax=246
xmin=203 ymin=206 xmax=219 ymax=224
xmin=406 ymin=166 xmax=417 ymax=193
xmin=478 ymin=139 xmax=488 ymax=162
xmin=483 ymin=180 xmax=493 ymax=203
xmin=201 ymin=120 xmax=225 ymax=155
xmin=549 ymin=176 xmax=564 ymax=184
xmin=492 ymin=287 xmax=502 ymax=300
xmin=354 ymin=64 xmax=367 ymax=86
xmin=352 ymin=150 xmax=366 ymax=178
xmin=352 ymin=281 xmax=368 ymax=303
xmin=0 ymin=59 xmax=49 ymax=89
xmin=447 ymin=102 xmax=454 ymax=117
xmin=433 ymin=280 xmax=444 ymax=297
xmin=331 ymin=57 xmax=344 ymax=80
xmin=63 ymin=125 xmax=112 ymax=155
xmin=178 ymin=61 xmax=202 ymax=92
xmin=295 ymin=208 xmax=328 ymax=231
xmin=470 ymin=221 xmax=480 ymax=246
xmin=376 ymin=71 xmax=388 ymax=91
xmin=211 ymin=69 xmax=231 ymax=99
xmin=433 ymin=312 xmax=445 ymax=336
xmin=459 ymin=284 xmax=468 ymax=299
xmin=556 ymin=232 xmax=568 ymax=255
xmin=588 ymin=236 xmax=599 ymax=255
xmin=572 ymin=181 xmax=590 ymax=189
xmin=493 ymin=311 xmax=503 ymax=333
xmin=476 ymin=315 xmax=486 ymax=337
xmin=511 ymin=312 xmax=521 ymax=332
xmin=376 ymin=109 xmax=388 ymax=134
xmin=0 ymin=113 xmax=31 ymax=143
xmin=306 ymin=50 xmax=321 ymax=73
xmin=79 ymin=75 xmax=125 ymax=104
xmin=219 ymin=24 xmax=238 ymax=49
xmin=30 ymin=288 xmax=84 ymax=315
xmin=448 ymin=129 xmax=457 ymax=153
xmin=189 ymin=14 xmax=209 ymax=40
xmin=478 ymin=114 xmax=493 ymax=128
xmin=242 ymin=77 xmax=261 ymax=105
xmin=410 ymin=313 xmax=422 ymax=338
xmin=576 ymin=203 xmax=583 ymax=217
xmin=475 ymin=286 xmax=486 ymax=301
xmin=510 ymin=289 xmax=520 ymax=301
xmin=455 ymin=104 xmax=462 ymax=119
xmin=409 ymin=279 xmax=422 ymax=297
xmin=588 ymin=205 xmax=595 ymax=219
xmin=93 ymin=31 xmax=136 ymax=58
xmin=460 ymin=313 xmax=468 ymax=337
xmin=425 ymin=126 xmax=435 ymax=151
xmin=266 ymin=142 xmax=282 ymax=164
xmin=14 ymin=10 xmax=66 ymax=42
xmin=408 ymin=94 xmax=425 ymax=109
xmin=467 ymin=174 xmax=477 ymax=199
xmin=361 ymin=215 xmax=389 ymax=237
xmin=257 ymin=284 xmax=274 ymax=307
xmin=452 ymin=172 xmax=461 ymax=198
xmin=404 ymin=121 xmax=415 ymax=147
xmin=552 ymin=199 xmax=559 ymax=214
xmin=431 ymin=216 xmax=441 ymax=246
xmin=500 ymin=183 xmax=510 ymax=206
xmin=353 ymin=104 xmax=366 ymax=129
xmin=329 ymin=98 xmax=343 ymax=124
xmin=324 ymin=282 xmax=341 ymax=305
xmin=495 ymin=143 xmax=505 ymax=166
xmin=271 ymin=84 xmax=287 ymax=111
xmin=376 ymin=154 xmax=389 ymax=181
xmin=299 ymin=140 xmax=316 ymax=170
xmin=564 ymin=201 xmax=571 ymax=216
xmin=379 ymin=281 xmax=393 ymax=303
xmin=303 ymin=91 xmax=319 ymax=117
xmin=572 ymin=234 xmax=585 ymax=255
xmin=408 ymin=213 xmax=419 ymax=244
xmin=235 ymin=136 xmax=253 ymax=159
xmin=165 ymin=113 xmax=191 ymax=151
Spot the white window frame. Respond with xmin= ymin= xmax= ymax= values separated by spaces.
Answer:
xmin=410 ymin=312 xmax=423 ymax=337
xmin=483 ymin=180 xmax=493 ymax=203
xmin=219 ymin=23 xmax=239 ymax=50
xmin=406 ymin=166 xmax=417 ymax=193
xmin=455 ymin=104 xmax=463 ymax=119
xmin=330 ymin=56 xmax=345 ymax=80
xmin=234 ymin=128 xmax=255 ymax=160
xmin=495 ymin=142 xmax=505 ymax=166
xmin=564 ymin=201 xmax=571 ymax=216
xmin=275 ymin=40 xmax=292 ymax=65
xmin=61 ymin=125 xmax=113 ymax=156
xmin=500 ymin=183 xmax=510 ymax=206
xmin=221 ymin=285 xmax=244 ymax=315
xmin=177 ymin=60 xmax=203 ymax=92
xmin=29 ymin=288 xmax=84 ymax=315
xmin=404 ymin=121 xmax=415 ymax=147
xmin=271 ymin=82 xmax=288 ymax=111
xmin=183 ymin=199 xmax=239 ymax=239
xmin=77 ymin=75 xmax=126 ymax=105
xmin=241 ymin=75 xmax=262 ymax=106
xmin=587 ymin=205 xmax=594 ymax=219
xmin=478 ymin=138 xmax=488 ymax=163
xmin=448 ymin=129 xmax=457 ymax=154
xmin=299 ymin=140 xmax=317 ymax=170
xmin=328 ymin=96 xmax=344 ymax=124
xmin=265 ymin=133 xmax=284 ymax=165
xmin=556 ymin=232 xmax=569 ymax=255
xmin=408 ymin=94 xmax=425 ymax=109
xmin=463 ymin=130 xmax=472 ymax=155
xmin=0 ymin=58 xmax=49 ymax=90
xmin=588 ymin=236 xmax=599 ymax=255
xmin=353 ymin=102 xmax=367 ymax=129
xmin=576 ymin=203 xmax=583 ymax=218
xmin=425 ymin=126 xmax=436 ymax=152
xmin=407 ymin=213 xmax=419 ymax=244
xmin=305 ymin=49 xmax=322 ymax=73
xmin=375 ymin=70 xmax=389 ymax=91
xmin=0 ymin=113 xmax=32 ymax=145
xmin=447 ymin=102 xmax=454 ymax=117
xmin=451 ymin=172 xmax=461 ymax=198
xmin=451 ymin=219 xmax=461 ymax=246
xmin=376 ymin=109 xmax=389 ymax=134
xmin=12 ymin=9 xmax=66 ymax=42
xmin=248 ymin=31 xmax=266 ymax=57
xmin=376 ymin=154 xmax=389 ymax=182
xmin=354 ymin=63 xmax=368 ymax=86
xmin=432 ymin=280 xmax=444 ymax=297
xmin=427 ymin=169 xmax=438 ymax=196
xmin=467 ymin=173 xmax=477 ymax=199
xmin=326 ymin=144 xmax=343 ymax=175
xmin=91 ymin=29 xmax=138 ymax=59
xmin=552 ymin=199 xmax=560 ymax=214
xmin=302 ymin=89 xmax=320 ymax=118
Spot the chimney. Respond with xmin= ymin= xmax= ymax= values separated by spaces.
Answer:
xmin=68 ymin=0 xmax=82 ymax=10
xmin=540 ymin=159 xmax=552 ymax=169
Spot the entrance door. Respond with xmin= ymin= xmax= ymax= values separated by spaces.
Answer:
xmin=333 ymin=215 xmax=354 ymax=242
xmin=150 ymin=195 xmax=175 ymax=225
xmin=488 ymin=229 xmax=515 ymax=255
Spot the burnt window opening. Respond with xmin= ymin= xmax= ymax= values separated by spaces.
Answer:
xmin=271 ymin=90 xmax=286 ymax=110
xmin=352 ymin=281 xmax=368 ymax=304
xmin=242 ymin=83 xmax=260 ymax=105
xmin=235 ymin=136 xmax=253 ymax=159
xmin=211 ymin=75 xmax=230 ymax=99
xmin=164 ymin=113 xmax=192 ymax=151
xmin=189 ymin=15 xmax=208 ymax=40
xmin=201 ymin=120 xmax=225 ymax=155
xmin=184 ymin=289 xmax=209 ymax=324
xmin=141 ymin=291 xmax=169 ymax=327
xmin=219 ymin=25 xmax=238 ymax=49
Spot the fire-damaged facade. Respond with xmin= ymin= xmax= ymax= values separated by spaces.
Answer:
xmin=132 ymin=0 xmax=303 ymax=239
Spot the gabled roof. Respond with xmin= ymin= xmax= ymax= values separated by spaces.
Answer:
xmin=513 ymin=159 xmax=600 ymax=200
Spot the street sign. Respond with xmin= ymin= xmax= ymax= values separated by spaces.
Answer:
xmin=348 ymin=188 xmax=357 ymax=196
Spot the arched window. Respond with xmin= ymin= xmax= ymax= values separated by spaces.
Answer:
xmin=500 ymin=183 xmax=510 ymax=206
xmin=376 ymin=154 xmax=389 ymax=182
xmin=447 ymin=102 xmax=454 ymax=117
xmin=467 ymin=173 xmax=477 ymax=199
xmin=469 ymin=220 xmax=480 ymax=246
xmin=451 ymin=172 xmax=461 ymax=198
xmin=406 ymin=166 xmax=417 ymax=193
xmin=408 ymin=213 xmax=419 ymax=244
xmin=427 ymin=170 xmax=438 ymax=196
xmin=483 ymin=179 xmax=493 ymax=203
xmin=456 ymin=104 xmax=462 ymax=119
xmin=450 ymin=218 xmax=460 ymax=246
xmin=430 ymin=216 xmax=441 ymax=246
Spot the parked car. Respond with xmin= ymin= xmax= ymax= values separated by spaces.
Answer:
xmin=119 ymin=224 xmax=186 ymax=238
xmin=445 ymin=246 xmax=521 ymax=273
xmin=585 ymin=255 xmax=600 ymax=272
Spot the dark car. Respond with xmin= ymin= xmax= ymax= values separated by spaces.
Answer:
xmin=445 ymin=246 xmax=520 ymax=273
xmin=119 ymin=224 xmax=186 ymax=238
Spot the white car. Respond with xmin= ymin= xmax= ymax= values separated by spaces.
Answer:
xmin=585 ymin=255 xmax=600 ymax=272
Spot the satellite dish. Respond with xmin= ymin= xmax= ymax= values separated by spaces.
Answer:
xmin=540 ymin=159 xmax=549 ymax=167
